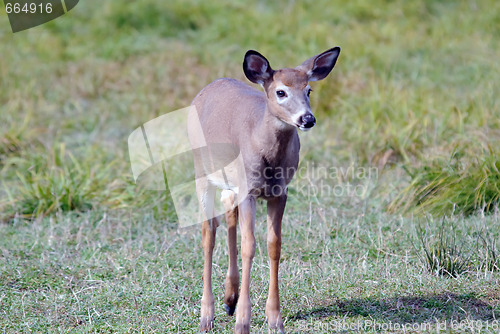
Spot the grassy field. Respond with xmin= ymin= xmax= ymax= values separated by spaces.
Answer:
xmin=1 ymin=0 xmax=500 ymax=332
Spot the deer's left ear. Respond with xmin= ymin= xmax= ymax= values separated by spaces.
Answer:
xmin=297 ymin=47 xmax=341 ymax=82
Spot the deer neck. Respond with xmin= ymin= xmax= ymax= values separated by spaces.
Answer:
xmin=251 ymin=104 xmax=298 ymax=166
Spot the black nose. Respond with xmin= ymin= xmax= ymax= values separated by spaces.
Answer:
xmin=300 ymin=114 xmax=316 ymax=128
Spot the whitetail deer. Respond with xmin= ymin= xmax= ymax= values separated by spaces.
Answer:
xmin=188 ymin=47 xmax=340 ymax=333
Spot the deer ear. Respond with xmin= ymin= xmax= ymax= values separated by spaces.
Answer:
xmin=243 ymin=50 xmax=274 ymax=85
xmin=297 ymin=47 xmax=341 ymax=82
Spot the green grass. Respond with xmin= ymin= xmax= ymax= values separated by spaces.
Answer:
xmin=390 ymin=149 xmax=500 ymax=216
xmin=1 ymin=210 xmax=499 ymax=332
xmin=415 ymin=218 xmax=498 ymax=278
xmin=1 ymin=0 xmax=500 ymax=332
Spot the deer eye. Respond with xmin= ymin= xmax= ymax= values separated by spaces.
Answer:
xmin=276 ymin=90 xmax=287 ymax=98
xmin=307 ymin=88 xmax=312 ymax=97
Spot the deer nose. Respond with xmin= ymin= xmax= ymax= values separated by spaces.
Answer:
xmin=300 ymin=113 xmax=316 ymax=129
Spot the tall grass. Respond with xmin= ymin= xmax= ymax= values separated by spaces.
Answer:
xmin=1 ymin=141 xmax=178 ymax=223
xmin=416 ymin=217 xmax=500 ymax=277
xmin=390 ymin=148 xmax=500 ymax=216
xmin=0 ymin=1 xmax=499 ymax=216
xmin=416 ymin=220 xmax=471 ymax=277
xmin=3 ymin=144 xmax=109 ymax=218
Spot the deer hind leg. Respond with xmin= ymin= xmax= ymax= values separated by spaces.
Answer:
xmin=265 ymin=195 xmax=286 ymax=332
xmin=199 ymin=181 xmax=218 ymax=332
xmin=234 ymin=195 xmax=256 ymax=334
xmin=221 ymin=190 xmax=239 ymax=316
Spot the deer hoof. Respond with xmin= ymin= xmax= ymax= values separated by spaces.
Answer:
xmin=224 ymin=292 xmax=238 ymax=316
xmin=266 ymin=312 xmax=284 ymax=333
xmin=200 ymin=315 xmax=214 ymax=332
xmin=224 ymin=303 xmax=236 ymax=316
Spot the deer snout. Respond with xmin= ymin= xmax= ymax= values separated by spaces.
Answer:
xmin=298 ymin=113 xmax=316 ymax=131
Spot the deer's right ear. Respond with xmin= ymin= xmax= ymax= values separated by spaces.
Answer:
xmin=243 ymin=50 xmax=274 ymax=85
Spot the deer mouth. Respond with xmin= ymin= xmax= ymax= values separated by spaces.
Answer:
xmin=298 ymin=124 xmax=315 ymax=131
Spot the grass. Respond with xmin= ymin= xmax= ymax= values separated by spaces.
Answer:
xmin=389 ymin=149 xmax=500 ymax=216
xmin=1 ymin=210 xmax=499 ymax=332
xmin=1 ymin=0 xmax=500 ymax=332
xmin=417 ymin=219 xmax=474 ymax=278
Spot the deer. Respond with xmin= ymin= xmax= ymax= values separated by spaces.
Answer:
xmin=187 ymin=47 xmax=340 ymax=333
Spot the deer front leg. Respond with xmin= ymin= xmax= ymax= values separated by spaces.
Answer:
xmin=200 ymin=216 xmax=219 ymax=332
xmin=199 ymin=183 xmax=218 ymax=332
xmin=265 ymin=195 xmax=286 ymax=332
xmin=234 ymin=196 xmax=256 ymax=334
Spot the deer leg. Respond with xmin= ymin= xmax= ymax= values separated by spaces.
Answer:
xmin=199 ymin=183 xmax=218 ymax=332
xmin=234 ymin=195 xmax=256 ymax=334
xmin=222 ymin=190 xmax=239 ymax=316
xmin=265 ymin=195 xmax=286 ymax=332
